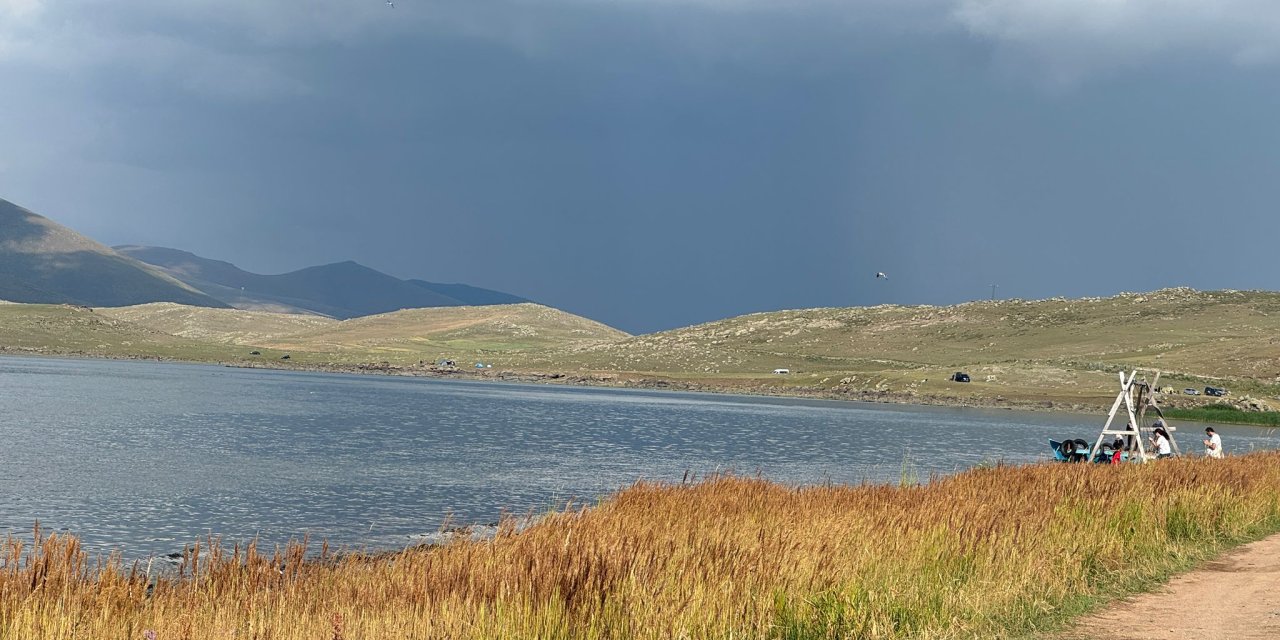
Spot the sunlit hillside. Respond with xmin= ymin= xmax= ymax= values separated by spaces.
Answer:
xmin=3 ymin=290 xmax=1279 ymax=410
xmin=0 ymin=304 xmax=246 ymax=361
xmin=263 ymin=303 xmax=630 ymax=360
xmin=509 ymin=288 xmax=1280 ymax=407
xmin=98 ymin=303 xmax=337 ymax=345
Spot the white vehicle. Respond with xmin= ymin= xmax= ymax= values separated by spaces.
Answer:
xmin=773 ymin=368 xmax=790 ymax=375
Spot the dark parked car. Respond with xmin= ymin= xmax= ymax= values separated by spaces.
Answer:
xmin=1204 ymin=386 xmax=1227 ymax=397
xmin=950 ymin=372 xmax=971 ymax=383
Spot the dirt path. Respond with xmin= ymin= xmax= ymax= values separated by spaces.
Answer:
xmin=1057 ymin=533 xmax=1280 ymax=639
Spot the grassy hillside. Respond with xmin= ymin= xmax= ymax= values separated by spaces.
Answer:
xmin=0 ymin=304 xmax=251 ymax=361
xmin=505 ymin=288 xmax=1280 ymax=408
xmin=5 ymin=302 xmax=630 ymax=367
xmin=3 ymin=289 xmax=1279 ymax=412
xmin=261 ymin=303 xmax=630 ymax=364
xmin=96 ymin=303 xmax=336 ymax=345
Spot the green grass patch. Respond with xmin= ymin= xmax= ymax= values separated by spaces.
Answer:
xmin=1164 ymin=405 xmax=1280 ymax=427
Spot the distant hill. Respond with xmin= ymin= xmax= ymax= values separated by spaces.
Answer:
xmin=80 ymin=301 xmax=629 ymax=365
xmin=0 ymin=198 xmax=227 ymax=309
xmin=97 ymin=303 xmax=338 ymax=345
xmin=406 ymin=280 xmax=528 ymax=306
xmin=4 ymin=288 xmax=1280 ymax=411
xmin=117 ymin=245 xmax=529 ymax=319
xmin=497 ymin=288 xmax=1280 ymax=408
xmin=0 ymin=303 xmax=245 ymax=361
xmin=554 ymin=288 xmax=1280 ymax=379
xmin=265 ymin=303 xmax=629 ymax=357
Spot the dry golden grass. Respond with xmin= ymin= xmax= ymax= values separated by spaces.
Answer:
xmin=5 ymin=454 xmax=1280 ymax=639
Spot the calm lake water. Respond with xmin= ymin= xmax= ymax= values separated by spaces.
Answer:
xmin=1 ymin=355 xmax=1275 ymax=558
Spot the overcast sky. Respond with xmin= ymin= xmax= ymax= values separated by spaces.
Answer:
xmin=3 ymin=1 xmax=1280 ymax=333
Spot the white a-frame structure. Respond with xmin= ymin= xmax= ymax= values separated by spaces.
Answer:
xmin=1089 ymin=369 xmax=1180 ymax=463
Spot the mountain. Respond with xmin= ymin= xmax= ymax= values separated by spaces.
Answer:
xmin=117 ymin=246 xmax=527 ymax=319
xmin=227 ymin=260 xmax=462 ymax=318
xmin=0 ymin=199 xmax=227 ymax=308
xmin=111 ymin=245 xmax=257 ymax=289
xmin=407 ymin=280 xmax=528 ymax=306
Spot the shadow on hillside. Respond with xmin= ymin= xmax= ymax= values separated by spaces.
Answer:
xmin=0 ymin=248 xmax=223 ymax=307
xmin=0 ymin=199 xmax=54 ymax=246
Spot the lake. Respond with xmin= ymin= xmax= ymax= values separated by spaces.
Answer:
xmin=1 ymin=355 xmax=1274 ymax=558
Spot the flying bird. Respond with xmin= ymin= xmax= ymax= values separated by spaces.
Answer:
xmin=386 ymin=0 xmax=394 ymax=7
xmin=875 ymin=272 xmax=888 ymax=280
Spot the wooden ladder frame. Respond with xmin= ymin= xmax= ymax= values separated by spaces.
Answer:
xmin=1089 ymin=369 xmax=1180 ymax=463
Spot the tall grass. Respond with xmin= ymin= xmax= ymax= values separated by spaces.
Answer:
xmin=4 ymin=454 xmax=1280 ymax=639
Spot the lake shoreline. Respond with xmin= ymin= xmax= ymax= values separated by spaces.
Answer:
xmin=7 ymin=457 xmax=1280 ymax=638
xmin=9 ymin=347 xmax=1279 ymax=428
xmin=226 ymin=359 xmax=1104 ymax=413
xmin=0 ymin=346 xmax=1208 ymax=418
xmin=5 ymin=351 xmax=1280 ymax=638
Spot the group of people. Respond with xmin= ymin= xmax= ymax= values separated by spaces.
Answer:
xmin=1109 ymin=421 xmax=1223 ymax=461
xmin=1146 ymin=421 xmax=1223 ymax=459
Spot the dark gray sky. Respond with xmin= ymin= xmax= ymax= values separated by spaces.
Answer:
xmin=3 ymin=1 xmax=1280 ymax=333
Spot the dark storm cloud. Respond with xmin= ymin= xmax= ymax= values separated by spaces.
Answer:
xmin=3 ymin=0 xmax=1280 ymax=332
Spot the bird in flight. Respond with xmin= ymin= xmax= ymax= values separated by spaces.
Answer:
xmin=386 ymin=0 xmax=394 ymax=7
xmin=875 ymin=272 xmax=888 ymax=280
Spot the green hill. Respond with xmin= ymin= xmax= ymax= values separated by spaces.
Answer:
xmin=0 ymin=304 xmax=247 ymax=361
xmin=506 ymin=288 xmax=1280 ymax=408
xmin=96 ymin=303 xmax=337 ymax=345
xmin=63 ymin=302 xmax=631 ymax=366
xmin=261 ymin=303 xmax=630 ymax=363
xmin=3 ymin=288 xmax=1279 ymax=412
xmin=0 ymin=199 xmax=227 ymax=309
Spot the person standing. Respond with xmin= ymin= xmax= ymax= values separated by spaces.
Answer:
xmin=1204 ymin=427 xmax=1224 ymax=459
xmin=1150 ymin=427 xmax=1173 ymax=459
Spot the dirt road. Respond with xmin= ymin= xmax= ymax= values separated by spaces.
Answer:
xmin=1059 ymin=533 xmax=1280 ymax=639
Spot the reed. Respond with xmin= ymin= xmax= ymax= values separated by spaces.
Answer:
xmin=4 ymin=454 xmax=1280 ymax=639
xmin=1164 ymin=405 xmax=1280 ymax=427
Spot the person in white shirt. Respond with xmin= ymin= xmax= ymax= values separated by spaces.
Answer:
xmin=1151 ymin=427 xmax=1173 ymax=459
xmin=1204 ymin=427 xmax=1223 ymax=459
